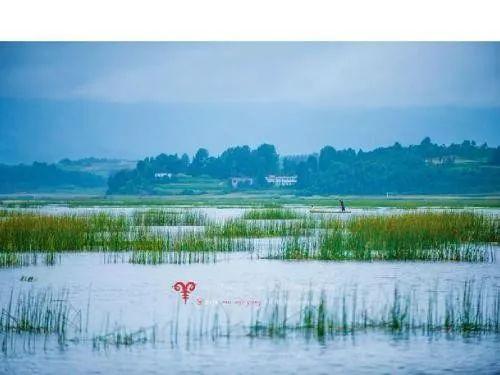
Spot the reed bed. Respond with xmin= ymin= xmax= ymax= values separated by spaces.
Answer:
xmin=0 ymin=212 xmax=256 ymax=267
xmin=242 ymin=208 xmax=305 ymax=220
xmin=1 ymin=210 xmax=498 ymax=264
xmin=129 ymin=234 xmax=253 ymax=265
xmin=0 ymin=213 xmax=129 ymax=252
xmin=0 ymin=210 xmax=11 ymax=218
xmin=1 ymin=281 xmax=498 ymax=354
xmin=273 ymin=211 xmax=499 ymax=262
xmin=132 ymin=209 xmax=209 ymax=226
xmin=249 ymin=281 xmax=500 ymax=339
xmin=0 ymin=252 xmax=59 ymax=267
xmin=170 ymin=233 xmax=253 ymax=252
xmin=205 ymin=218 xmax=313 ymax=238
xmin=0 ymin=213 xmax=219 ymax=254
xmin=346 ymin=211 xmax=499 ymax=248
xmin=129 ymin=250 xmax=219 ymax=265
xmin=0 ymin=288 xmax=81 ymax=335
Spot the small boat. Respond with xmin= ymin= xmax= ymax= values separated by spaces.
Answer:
xmin=309 ymin=208 xmax=351 ymax=214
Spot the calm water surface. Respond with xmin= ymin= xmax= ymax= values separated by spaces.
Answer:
xmin=1 ymin=206 xmax=499 ymax=374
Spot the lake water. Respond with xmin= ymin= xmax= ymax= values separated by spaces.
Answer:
xmin=1 ymin=206 xmax=499 ymax=374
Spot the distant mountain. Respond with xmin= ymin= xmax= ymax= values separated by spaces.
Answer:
xmin=57 ymin=158 xmax=137 ymax=178
xmin=0 ymin=161 xmax=106 ymax=194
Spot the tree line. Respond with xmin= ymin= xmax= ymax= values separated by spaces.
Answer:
xmin=107 ymin=138 xmax=500 ymax=195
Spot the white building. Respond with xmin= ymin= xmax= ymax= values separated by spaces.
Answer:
xmin=154 ymin=172 xmax=172 ymax=179
xmin=230 ymin=177 xmax=254 ymax=188
xmin=265 ymin=175 xmax=298 ymax=187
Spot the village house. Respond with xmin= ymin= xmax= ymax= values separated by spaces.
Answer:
xmin=265 ymin=175 xmax=298 ymax=187
xmin=230 ymin=177 xmax=254 ymax=188
xmin=154 ymin=172 xmax=172 ymax=179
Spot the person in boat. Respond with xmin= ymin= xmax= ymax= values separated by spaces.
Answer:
xmin=339 ymin=199 xmax=346 ymax=212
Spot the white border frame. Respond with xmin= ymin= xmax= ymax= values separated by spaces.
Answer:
xmin=0 ymin=0 xmax=499 ymax=41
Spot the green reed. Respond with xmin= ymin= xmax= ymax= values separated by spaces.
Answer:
xmin=0 ymin=210 xmax=11 ymax=218
xmin=0 ymin=212 xmax=129 ymax=252
xmin=205 ymin=218 xmax=313 ymax=238
xmin=0 ymin=211 xmax=258 ymax=267
xmin=242 ymin=208 xmax=305 ymax=220
xmin=129 ymin=234 xmax=253 ymax=264
xmin=0 ymin=288 xmax=81 ymax=335
xmin=0 ymin=252 xmax=60 ymax=267
xmin=274 ymin=211 xmax=498 ymax=262
xmin=132 ymin=208 xmax=209 ymax=226
xmin=1 ymin=210 xmax=498 ymax=264
xmin=0 ymin=212 xmax=175 ymax=255
xmin=129 ymin=249 xmax=219 ymax=265
xmin=2 ymin=281 xmax=498 ymax=354
xmin=170 ymin=232 xmax=253 ymax=252
xmin=249 ymin=281 xmax=500 ymax=339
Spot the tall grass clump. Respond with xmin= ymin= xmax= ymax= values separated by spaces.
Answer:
xmin=242 ymin=208 xmax=305 ymax=220
xmin=0 ymin=212 xmax=190 ymax=256
xmin=349 ymin=211 xmax=498 ymax=246
xmin=0 ymin=212 xmax=129 ymax=252
xmin=128 ymin=232 xmax=253 ymax=264
xmin=0 ymin=252 xmax=59 ymax=267
xmin=249 ymin=281 xmax=500 ymax=339
xmin=0 ymin=288 xmax=81 ymax=335
xmin=132 ymin=209 xmax=209 ymax=226
xmin=170 ymin=232 xmax=253 ymax=252
xmin=273 ymin=236 xmax=316 ymax=260
xmin=0 ymin=210 xmax=11 ymax=218
xmin=206 ymin=218 xmax=312 ymax=238
xmin=342 ymin=211 xmax=498 ymax=261
xmin=276 ymin=211 xmax=498 ymax=262
xmin=129 ymin=249 xmax=219 ymax=265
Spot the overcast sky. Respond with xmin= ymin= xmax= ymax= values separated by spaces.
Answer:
xmin=1 ymin=42 xmax=499 ymax=163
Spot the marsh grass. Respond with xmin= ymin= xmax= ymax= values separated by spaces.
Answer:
xmin=0 ymin=252 xmax=60 ymax=267
xmin=1 ymin=210 xmax=498 ymax=264
xmin=242 ymin=208 xmax=305 ymax=220
xmin=0 ymin=210 xmax=11 ymax=218
xmin=1 ymin=281 xmax=498 ymax=354
xmin=132 ymin=209 xmax=209 ymax=226
xmin=129 ymin=235 xmax=253 ymax=265
xmin=0 ymin=213 xmax=129 ymax=252
xmin=205 ymin=218 xmax=313 ymax=238
xmin=346 ymin=211 xmax=498 ymax=248
xmin=0 ymin=211 xmax=258 ymax=267
xmin=0 ymin=213 xmax=200 ymax=254
xmin=274 ymin=211 xmax=498 ymax=262
xmin=0 ymin=288 xmax=81 ymax=335
xmin=129 ymin=250 xmax=219 ymax=265
xmin=249 ymin=281 xmax=500 ymax=339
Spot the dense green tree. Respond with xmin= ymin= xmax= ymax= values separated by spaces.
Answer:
xmin=252 ymin=144 xmax=279 ymax=177
xmin=106 ymin=138 xmax=500 ymax=195
xmin=318 ymin=146 xmax=336 ymax=171
xmin=490 ymin=147 xmax=500 ymax=165
xmin=219 ymin=145 xmax=253 ymax=177
xmin=190 ymin=148 xmax=209 ymax=176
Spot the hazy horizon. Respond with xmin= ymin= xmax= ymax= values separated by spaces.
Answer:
xmin=1 ymin=42 xmax=499 ymax=164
